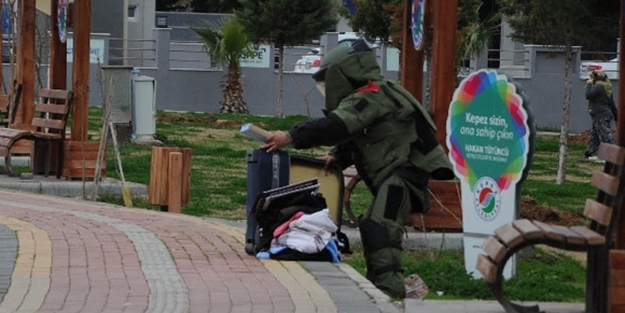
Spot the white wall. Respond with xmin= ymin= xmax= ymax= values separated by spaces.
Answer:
xmin=127 ymin=0 xmax=155 ymax=66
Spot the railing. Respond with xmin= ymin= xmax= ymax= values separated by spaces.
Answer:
xmin=107 ymin=30 xmax=605 ymax=80
xmin=109 ymin=38 xmax=156 ymax=67
xmin=169 ymin=41 xmax=212 ymax=70
xmin=580 ymin=50 xmax=618 ymax=62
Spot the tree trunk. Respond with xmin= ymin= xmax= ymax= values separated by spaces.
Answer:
xmin=220 ymin=65 xmax=248 ymax=114
xmin=276 ymin=45 xmax=284 ymax=118
xmin=556 ymin=44 xmax=573 ymax=185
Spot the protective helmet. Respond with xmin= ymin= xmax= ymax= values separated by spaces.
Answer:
xmin=312 ymin=39 xmax=382 ymax=111
xmin=312 ymin=39 xmax=373 ymax=82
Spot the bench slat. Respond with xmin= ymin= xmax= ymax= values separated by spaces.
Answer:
xmin=550 ymin=224 xmax=586 ymax=246
xmin=0 ymin=137 xmax=14 ymax=146
xmin=570 ymin=226 xmax=606 ymax=246
xmin=31 ymin=132 xmax=62 ymax=140
xmin=0 ymin=128 xmax=28 ymax=137
xmin=31 ymin=118 xmax=65 ymax=131
xmin=0 ymin=131 xmax=30 ymax=146
xmin=597 ymin=143 xmax=625 ymax=166
xmin=476 ymin=254 xmax=498 ymax=284
xmin=512 ymin=219 xmax=543 ymax=240
xmin=591 ymin=170 xmax=619 ymax=196
xmin=0 ymin=146 xmax=7 ymax=156
xmin=532 ymin=221 xmax=566 ymax=242
xmin=494 ymin=224 xmax=524 ymax=249
xmin=39 ymin=88 xmax=71 ymax=100
xmin=482 ymin=236 xmax=508 ymax=263
xmin=584 ymin=198 xmax=613 ymax=226
xmin=34 ymin=103 xmax=70 ymax=115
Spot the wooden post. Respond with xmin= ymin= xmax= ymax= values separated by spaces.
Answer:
xmin=71 ymin=0 xmax=90 ymax=141
xmin=429 ymin=0 xmax=457 ymax=148
xmin=610 ymin=250 xmax=625 ymax=313
xmin=61 ymin=141 xmax=106 ymax=179
xmin=167 ymin=152 xmax=183 ymax=213
xmin=616 ymin=0 xmax=625 ymax=251
xmin=148 ymin=147 xmax=192 ymax=211
xmin=50 ymin=0 xmax=67 ymax=90
xmin=399 ymin=0 xmax=461 ymax=234
xmin=15 ymin=0 xmax=35 ymax=127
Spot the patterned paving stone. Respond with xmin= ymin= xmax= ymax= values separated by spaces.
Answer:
xmin=0 ymin=191 xmax=303 ymax=313
xmin=0 ymin=224 xmax=16 ymax=303
xmin=0 ymin=215 xmax=51 ymax=313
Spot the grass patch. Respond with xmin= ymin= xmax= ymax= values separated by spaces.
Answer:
xmin=343 ymin=246 xmax=585 ymax=301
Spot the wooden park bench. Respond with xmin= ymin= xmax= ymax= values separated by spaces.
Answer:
xmin=475 ymin=142 xmax=625 ymax=313
xmin=0 ymin=89 xmax=72 ymax=178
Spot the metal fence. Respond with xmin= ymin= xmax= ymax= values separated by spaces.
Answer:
xmin=109 ymin=37 xmax=156 ymax=67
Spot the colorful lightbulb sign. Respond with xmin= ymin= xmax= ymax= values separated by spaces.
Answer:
xmin=411 ymin=0 xmax=425 ymax=51
xmin=57 ymin=0 xmax=68 ymax=43
xmin=446 ymin=69 xmax=533 ymax=279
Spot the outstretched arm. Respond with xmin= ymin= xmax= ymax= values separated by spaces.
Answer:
xmin=262 ymin=113 xmax=350 ymax=152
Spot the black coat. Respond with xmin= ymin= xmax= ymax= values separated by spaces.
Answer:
xmin=585 ymin=83 xmax=613 ymax=120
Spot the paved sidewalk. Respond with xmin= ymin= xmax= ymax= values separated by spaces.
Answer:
xmin=0 ymin=189 xmax=402 ymax=313
xmin=0 ymin=184 xmax=586 ymax=313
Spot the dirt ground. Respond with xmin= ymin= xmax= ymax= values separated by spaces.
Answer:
xmin=513 ymin=130 xmax=595 ymax=226
xmin=570 ymin=130 xmax=590 ymax=144
xmin=520 ymin=197 xmax=585 ymax=227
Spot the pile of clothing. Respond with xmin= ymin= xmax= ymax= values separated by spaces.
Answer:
xmin=257 ymin=208 xmax=340 ymax=262
xmin=254 ymin=192 xmax=348 ymax=262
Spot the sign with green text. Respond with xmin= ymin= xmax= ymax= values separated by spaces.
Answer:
xmin=446 ymin=69 xmax=533 ymax=279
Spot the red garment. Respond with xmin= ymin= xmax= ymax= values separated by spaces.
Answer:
xmin=356 ymin=80 xmax=380 ymax=93
xmin=273 ymin=211 xmax=305 ymax=238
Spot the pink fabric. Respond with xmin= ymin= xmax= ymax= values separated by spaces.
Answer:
xmin=273 ymin=211 xmax=305 ymax=238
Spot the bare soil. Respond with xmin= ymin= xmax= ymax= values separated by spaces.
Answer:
xmin=569 ymin=129 xmax=618 ymax=145
xmin=520 ymin=197 xmax=585 ymax=227
xmin=156 ymin=112 xmax=242 ymax=128
xmin=569 ymin=130 xmax=591 ymax=144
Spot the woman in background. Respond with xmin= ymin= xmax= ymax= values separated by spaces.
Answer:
xmin=582 ymin=70 xmax=616 ymax=160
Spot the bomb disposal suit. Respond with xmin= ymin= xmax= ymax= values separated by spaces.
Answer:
xmin=284 ymin=40 xmax=453 ymax=298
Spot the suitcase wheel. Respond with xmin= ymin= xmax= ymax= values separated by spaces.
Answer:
xmin=245 ymin=240 xmax=255 ymax=255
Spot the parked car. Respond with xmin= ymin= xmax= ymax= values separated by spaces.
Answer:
xmin=293 ymin=32 xmax=360 ymax=74
xmin=580 ymin=57 xmax=618 ymax=79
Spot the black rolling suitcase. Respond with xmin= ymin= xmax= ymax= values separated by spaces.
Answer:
xmin=245 ymin=148 xmax=290 ymax=255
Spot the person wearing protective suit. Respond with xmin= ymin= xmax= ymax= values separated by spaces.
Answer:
xmin=262 ymin=39 xmax=454 ymax=298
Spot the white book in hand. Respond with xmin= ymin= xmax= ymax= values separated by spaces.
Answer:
xmin=240 ymin=123 xmax=270 ymax=142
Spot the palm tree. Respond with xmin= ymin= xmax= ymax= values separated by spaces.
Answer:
xmin=455 ymin=3 xmax=501 ymax=81
xmin=192 ymin=18 xmax=253 ymax=114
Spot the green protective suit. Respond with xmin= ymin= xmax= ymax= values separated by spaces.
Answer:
xmin=288 ymin=41 xmax=453 ymax=298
